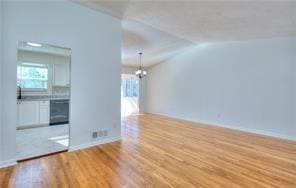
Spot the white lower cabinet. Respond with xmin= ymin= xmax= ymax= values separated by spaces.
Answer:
xmin=17 ymin=100 xmax=50 ymax=128
xmin=39 ymin=101 xmax=50 ymax=124
xmin=18 ymin=101 xmax=39 ymax=127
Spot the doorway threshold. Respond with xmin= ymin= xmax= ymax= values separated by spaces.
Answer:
xmin=17 ymin=149 xmax=68 ymax=163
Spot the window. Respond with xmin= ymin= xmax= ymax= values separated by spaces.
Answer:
xmin=122 ymin=77 xmax=138 ymax=97
xmin=17 ymin=63 xmax=49 ymax=90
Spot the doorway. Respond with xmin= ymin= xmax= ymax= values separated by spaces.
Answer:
xmin=16 ymin=41 xmax=71 ymax=160
xmin=121 ymin=74 xmax=139 ymax=117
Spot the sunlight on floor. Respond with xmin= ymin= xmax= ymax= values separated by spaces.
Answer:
xmin=121 ymin=97 xmax=139 ymax=117
xmin=53 ymin=139 xmax=69 ymax=147
xmin=49 ymin=135 xmax=69 ymax=147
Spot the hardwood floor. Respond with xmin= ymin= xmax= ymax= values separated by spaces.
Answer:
xmin=0 ymin=113 xmax=296 ymax=187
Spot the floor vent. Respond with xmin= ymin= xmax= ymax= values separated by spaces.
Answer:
xmin=92 ymin=130 xmax=108 ymax=139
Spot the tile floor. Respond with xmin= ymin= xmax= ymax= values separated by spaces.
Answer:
xmin=16 ymin=124 xmax=69 ymax=160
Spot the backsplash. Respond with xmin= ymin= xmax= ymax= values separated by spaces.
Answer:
xmin=52 ymin=86 xmax=70 ymax=96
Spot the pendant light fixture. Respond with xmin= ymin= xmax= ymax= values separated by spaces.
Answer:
xmin=135 ymin=52 xmax=147 ymax=79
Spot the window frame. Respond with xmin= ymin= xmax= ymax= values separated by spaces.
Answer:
xmin=17 ymin=62 xmax=50 ymax=92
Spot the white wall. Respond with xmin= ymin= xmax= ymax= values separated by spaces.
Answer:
xmin=146 ymin=37 xmax=296 ymax=140
xmin=122 ymin=65 xmax=137 ymax=75
xmin=293 ymin=41 xmax=296 ymax=134
xmin=139 ymin=76 xmax=147 ymax=113
xmin=0 ymin=0 xmax=3 ymax=162
xmin=1 ymin=1 xmax=121 ymax=165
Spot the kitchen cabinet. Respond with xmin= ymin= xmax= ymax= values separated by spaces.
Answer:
xmin=17 ymin=100 xmax=50 ymax=128
xmin=53 ymin=63 xmax=69 ymax=86
xmin=18 ymin=101 xmax=39 ymax=127
xmin=39 ymin=101 xmax=50 ymax=124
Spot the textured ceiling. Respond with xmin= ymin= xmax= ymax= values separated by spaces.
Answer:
xmin=74 ymin=0 xmax=296 ymax=67
xmin=122 ymin=20 xmax=194 ymax=67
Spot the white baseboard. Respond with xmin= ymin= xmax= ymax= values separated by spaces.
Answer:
xmin=198 ymin=120 xmax=296 ymax=141
xmin=0 ymin=159 xmax=17 ymax=169
xmin=149 ymin=112 xmax=296 ymax=141
xmin=69 ymin=136 xmax=121 ymax=152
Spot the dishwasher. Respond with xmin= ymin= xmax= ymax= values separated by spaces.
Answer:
xmin=50 ymin=99 xmax=69 ymax=125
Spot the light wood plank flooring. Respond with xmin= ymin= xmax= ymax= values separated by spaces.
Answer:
xmin=0 ymin=113 xmax=296 ymax=187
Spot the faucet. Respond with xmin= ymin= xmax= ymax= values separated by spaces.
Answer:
xmin=17 ymin=86 xmax=22 ymax=100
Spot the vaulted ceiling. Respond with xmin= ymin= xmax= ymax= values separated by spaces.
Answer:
xmin=74 ymin=0 xmax=296 ymax=67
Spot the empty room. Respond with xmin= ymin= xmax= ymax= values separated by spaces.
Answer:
xmin=0 ymin=0 xmax=295 ymax=187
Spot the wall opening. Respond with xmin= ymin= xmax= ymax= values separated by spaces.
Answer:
xmin=121 ymin=74 xmax=139 ymax=117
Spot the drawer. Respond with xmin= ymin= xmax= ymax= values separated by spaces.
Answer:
xmin=39 ymin=100 xmax=49 ymax=105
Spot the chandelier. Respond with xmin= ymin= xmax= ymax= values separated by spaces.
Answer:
xmin=135 ymin=52 xmax=147 ymax=79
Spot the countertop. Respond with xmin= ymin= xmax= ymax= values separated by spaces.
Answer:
xmin=18 ymin=95 xmax=69 ymax=101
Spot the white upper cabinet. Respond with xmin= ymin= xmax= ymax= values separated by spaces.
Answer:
xmin=53 ymin=63 xmax=69 ymax=86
